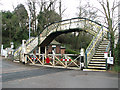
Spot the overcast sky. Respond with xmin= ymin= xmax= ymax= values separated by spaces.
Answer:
xmin=0 ymin=0 xmax=118 ymax=20
xmin=0 ymin=0 xmax=102 ymax=19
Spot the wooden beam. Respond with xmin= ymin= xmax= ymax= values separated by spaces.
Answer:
xmin=55 ymin=56 xmax=66 ymax=67
xmin=33 ymin=54 xmax=43 ymax=65
xmin=27 ymin=56 xmax=35 ymax=64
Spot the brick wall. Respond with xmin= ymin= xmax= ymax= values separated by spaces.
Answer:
xmin=61 ymin=48 xmax=65 ymax=54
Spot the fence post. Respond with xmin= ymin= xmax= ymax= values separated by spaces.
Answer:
xmin=53 ymin=53 xmax=55 ymax=66
xmin=65 ymin=55 xmax=67 ymax=68
xmin=42 ymin=54 xmax=44 ymax=65
xmin=106 ymin=58 xmax=108 ymax=70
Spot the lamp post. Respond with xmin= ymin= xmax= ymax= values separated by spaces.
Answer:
xmin=29 ymin=12 xmax=31 ymax=40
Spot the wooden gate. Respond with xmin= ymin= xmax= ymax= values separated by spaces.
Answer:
xmin=25 ymin=53 xmax=82 ymax=70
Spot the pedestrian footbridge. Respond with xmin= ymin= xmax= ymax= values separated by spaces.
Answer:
xmin=13 ymin=17 xmax=110 ymax=71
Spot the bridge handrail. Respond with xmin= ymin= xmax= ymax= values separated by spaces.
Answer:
xmin=41 ymin=17 xmax=104 ymax=38
xmin=40 ymin=17 xmax=108 ymax=34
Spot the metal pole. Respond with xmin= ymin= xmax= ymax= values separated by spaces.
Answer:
xmin=29 ymin=13 xmax=31 ymax=40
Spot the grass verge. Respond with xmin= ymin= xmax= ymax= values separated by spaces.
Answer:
xmin=111 ymin=65 xmax=120 ymax=72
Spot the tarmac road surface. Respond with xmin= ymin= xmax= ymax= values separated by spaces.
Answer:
xmin=0 ymin=57 xmax=119 ymax=88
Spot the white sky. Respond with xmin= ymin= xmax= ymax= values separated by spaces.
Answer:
xmin=0 ymin=0 xmax=102 ymax=20
xmin=0 ymin=0 xmax=118 ymax=20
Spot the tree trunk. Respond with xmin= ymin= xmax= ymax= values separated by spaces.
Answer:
xmin=118 ymin=23 xmax=120 ymax=65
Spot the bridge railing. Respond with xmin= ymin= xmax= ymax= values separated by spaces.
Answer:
xmin=23 ymin=17 xmax=104 ymax=54
xmin=41 ymin=18 xmax=102 ymax=38
xmin=85 ymin=27 xmax=109 ymax=68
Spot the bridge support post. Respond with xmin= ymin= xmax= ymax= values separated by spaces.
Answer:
xmin=25 ymin=55 xmax=27 ymax=64
xmin=45 ymin=46 xmax=47 ymax=59
xmin=21 ymin=40 xmax=26 ymax=63
xmin=38 ymin=46 xmax=41 ymax=59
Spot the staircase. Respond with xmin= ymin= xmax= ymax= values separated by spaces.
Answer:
xmin=83 ymin=39 xmax=110 ymax=71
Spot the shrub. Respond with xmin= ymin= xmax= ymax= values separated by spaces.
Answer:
xmin=114 ymin=42 xmax=120 ymax=66
xmin=65 ymin=49 xmax=79 ymax=54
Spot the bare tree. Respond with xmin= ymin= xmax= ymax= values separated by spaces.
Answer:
xmin=77 ymin=0 xmax=98 ymax=20
xmin=27 ymin=0 xmax=37 ymax=35
xmin=27 ymin=0 xmax=58 ymax=34
xmin=95 ymin=0 xmax=119 ymax=58
xmin=118 ymin=1 xmax=120 ymax=43
xmin=75 ymin=0 xmax=98 ymax=50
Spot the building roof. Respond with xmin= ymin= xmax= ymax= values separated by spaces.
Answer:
xmin=49 ymin=40 xmax=61 ymax=45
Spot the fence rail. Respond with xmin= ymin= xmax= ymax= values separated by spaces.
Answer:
xmin=25 ymin=54 xmax=82 ymax=70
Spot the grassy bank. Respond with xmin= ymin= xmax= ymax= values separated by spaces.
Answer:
xmin=111 ymin=65 xmax=120 ymax=72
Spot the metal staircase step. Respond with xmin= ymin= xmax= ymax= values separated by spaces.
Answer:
xmin=90 ymin=61 xmax=106 ymax=64
xmin=98 ymin=47 xmax=107 ymax=48
xmin=90 ymin=60 xmax=106 ymax=62
xmin=97 ymin=49 xmax=106 ymax=51
xmin=91 ymin=58 xmax=105 ymax=60
xmin=94 ymin=55 xmax=104 ymax=57
xmin=99 ymin=44 xmax=108 ymax=46
xmin=96 ymin=51 xmax=105 ymax=53
xmin=83 ymin=69 xmax=106 ymax=71
xmin=95 ymin=52 xmax=104 ymax=55
xmin=92 ymin=57 xmax=105 ymax=59
xmin=100 ymin=43 xmax=109 ymax=45
xmin=87 ymin=66 xmax=106 ymax=69
xmin=88 ymin=64 xmax=106 ymax=66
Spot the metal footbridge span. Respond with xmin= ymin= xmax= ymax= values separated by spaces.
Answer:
xmin=14 ymin=17 xmax=110 ymax=71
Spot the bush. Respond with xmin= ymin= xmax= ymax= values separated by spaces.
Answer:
xmin=65 ymin=49 xmax=79 ymax=54
xmin=115 ymin=42 xmax=120 ymax=65
xmin=112 ymin=65 xmax=120 ymax=72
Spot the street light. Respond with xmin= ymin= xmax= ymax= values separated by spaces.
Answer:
xmin=29 ymin=12 xmax=31 ymax=40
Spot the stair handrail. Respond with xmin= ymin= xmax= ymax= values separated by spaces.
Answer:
xmin=85 ymin=26 xmax=109 ymax=68
xmin=105 ymin=41 xmax=110 ymax=52
xmin=85 ymin=27 xmax=104 ymax=68
xmin=14 ymin=37 xmax=35 ymax=56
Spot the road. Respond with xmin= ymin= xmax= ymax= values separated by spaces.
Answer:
xmin=0 ymin=57 xmax=119 ymax=88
